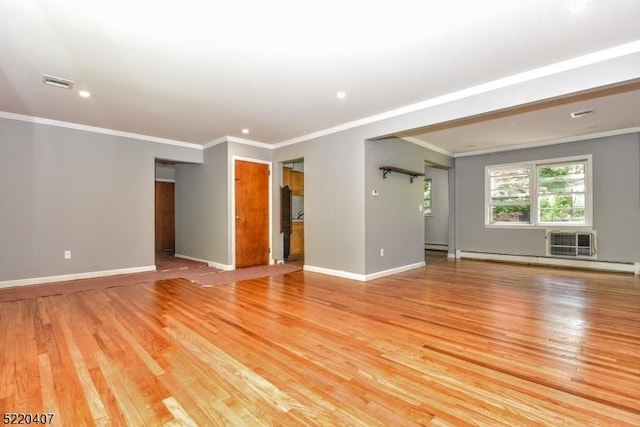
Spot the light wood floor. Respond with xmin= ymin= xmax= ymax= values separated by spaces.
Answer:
xmin=1 ymin=258 xmax=639 ymax=425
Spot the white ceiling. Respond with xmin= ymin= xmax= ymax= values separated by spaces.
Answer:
xmin=406 ymin=85 xmax=640 ymax=156
xmin=1 ymin=0 xmax=640 ymax=150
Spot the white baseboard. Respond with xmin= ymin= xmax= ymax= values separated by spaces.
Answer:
xmin=0 ymin=265 xmax=156 ymax=289
xmin=304 ymin=261 xmax=426 ymax=282
xmin=303 ymin=265 xmax=365 ymax=281
xmin=174 ymin=253 xmax=234 ymax=271
xmin=456 ymin=250 xmax=636 ymax=274
xmin=364 ymin=262 xmax=426 ymax=281
xmin=634 ymin=262 xmax=640 ymax=276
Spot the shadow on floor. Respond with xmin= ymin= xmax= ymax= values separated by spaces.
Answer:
xmin=425 ymin=249 xmax=448 ymax=264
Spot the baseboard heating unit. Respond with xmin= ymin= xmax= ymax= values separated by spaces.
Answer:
xmin=455 ymin=250 xmax=637 ymax=275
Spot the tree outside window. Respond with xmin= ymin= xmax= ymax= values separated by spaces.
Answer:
xmin=424 ymin=179 xmax=433 ymax=216
xmin=537 ymin=163 xmax=586 ymax=223
xmin=486 ymin=156 xmax=590 ymax=226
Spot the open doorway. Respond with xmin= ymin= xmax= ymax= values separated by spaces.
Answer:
xmin=424 ymin=164 xmax=450 ymax=264
xmin=281 ymin=159 xmax=304 ymax=265
xmin=155 ymin=161 xmax=176 ymax=266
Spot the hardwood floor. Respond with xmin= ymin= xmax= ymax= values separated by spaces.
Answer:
xmin=1 ymin=259 xmax=639 ymax=425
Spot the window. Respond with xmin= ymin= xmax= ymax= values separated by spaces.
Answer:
xmin=423 ymin=179 xmax=433 ymax=215
xmin=486 ymin=155 xmax=591 ymax=227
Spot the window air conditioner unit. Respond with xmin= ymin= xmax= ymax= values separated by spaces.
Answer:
xmin=546 ymin=231 xmax=596 ymax=258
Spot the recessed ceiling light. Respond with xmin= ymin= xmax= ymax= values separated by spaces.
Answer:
xmin=570 ymin=108 xmax=595 ymax=118
xmin=242 ymin=128 xmax=250 ymax=134
xmin=336 ymin=91 xmax=346 ymax=99
xmin=79 ymin=90 xmax=91 ymax=98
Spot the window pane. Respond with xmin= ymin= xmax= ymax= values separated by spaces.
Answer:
xmin=539 ymin=207 xmax=586 ymax=222
xmin=539 ymin=195 xmax=585 ymax=222
xmin=537 ymin=162 xmax=586 ymax=223
xmin=423 ymin=179 xmax=432 ymax=215
xmin=489 ymin=168 xmax=530 ymax=178
xmin=538 ymin=164 xmax=585 ymax=192
xmin=538 ymin=175 xmax=585 ymax=193
xmin=490 ymin=194 xmax=531 ymax=205
xmin=490 ymin=167 xmax=530 ymax=207
xmin=490 ymin=205 xmax=531 ymax=223
xmin=490 ymin=176 xmax=530 ymax=194
xmin=486 ymin=158 xmax=590 ymax=226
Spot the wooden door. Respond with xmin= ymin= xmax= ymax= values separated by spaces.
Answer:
xmin=235 ymin=160 xmax=270 ymax=267
xmin=155 ymin=181 xmax=175 ymax=253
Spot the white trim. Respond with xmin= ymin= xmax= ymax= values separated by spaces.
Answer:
xmin=155 ymin=178 xmax=175 ymax=183
xmin=174 ymin=253 xmax=234 ymax=271
xmin=303 ymin=262 xmax=426 ymax=282
xmin=227 ymin=136 xmax=275 ymax=150
xmin=634 ymin=262 xmax=640 ymax=276
xmin=364 ymin=262 xmax=426 ymax=281
xmin=202 ymin=136 xmax=228 ymax=149
xmin=0 ymin=111 xmax=202 ymax=150
xmin=400 ymin=137 xmax=453 ymax=157
xmin=0 ymin=265 xmax=156 ymax=289
xmin=455 ymin=127 xmax=640 ymax=158
xmin=203 ymin=135 xmax=275 ymax=150
xmin=303 ymin=265 xmax=366 ymax=281
xmin=273 ymin=40 xmax=640 ymax=148
xmin=3 ymin=40 xmax=640 ymax=153
xmin=456 ymin=251 xmax=635 ymax=274
xmin=485 ymin=154 xmax=593 ymax=228
xmin=230 ymin=156 xmax=274 ymax=269
xmin=447 ymin=253 xmax=457 ymax=259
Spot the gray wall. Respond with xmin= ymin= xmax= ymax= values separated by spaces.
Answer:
xmin=0 ymin=118 xmax=201 ymax=282
xmin=274 ymin=128 xmax=366 ymax=274
xmin=175 ymin=143 xmax=228 ymax=264
xmin=424 ymin=166 xmax=449 ymax=248
xmin=273 ymin=131 xmax=453 ymax=276
xmin=155 ymin=164 xmax=175 ymax=181
xmin=455 ymin=133 xmax=640 ymax=263
xmin=364 ymin=138 xmax=427 ymax=273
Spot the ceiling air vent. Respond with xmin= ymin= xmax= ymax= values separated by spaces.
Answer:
xmin=570 ymin=108 xmax=595 ymax=119
xmin=42 ymin=74 xmax=74 ymax=89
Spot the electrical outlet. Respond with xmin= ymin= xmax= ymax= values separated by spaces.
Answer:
xmin=380 ymin=248 xmax=384 ymax=257
xmin=64 ymin=250 xmax=71 ymax=259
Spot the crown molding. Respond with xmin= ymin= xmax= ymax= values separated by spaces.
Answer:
xmin=203 ymin=135 xmax=276 ymax=150
xmin=400 ymin=136 xmax=453 ymax=157
xmin=202 ymin=136 xmax=229 ymax=149
xmin=0 ymin=111 xmax=203 ymax=149
xmin=273 ymin=39 xmax=640 ymax=148
xmin=453 ymin=127 xmax=640 ymax=158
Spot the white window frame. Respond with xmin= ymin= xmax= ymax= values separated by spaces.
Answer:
xmin=485 ymin=155 xmax=592 ymax=228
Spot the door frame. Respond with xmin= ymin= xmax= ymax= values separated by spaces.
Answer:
xmin=230 ymin=156 xmax=273 ymax=269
